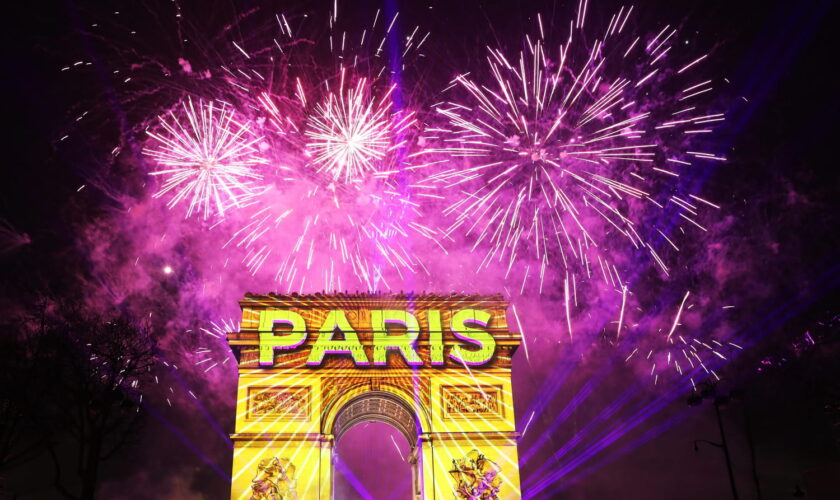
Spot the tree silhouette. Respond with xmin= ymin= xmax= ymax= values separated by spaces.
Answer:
xmin=27 ymin=305 xmax=157 ymax=500
xmin=0 ymin=309 xmax=52 ymax=493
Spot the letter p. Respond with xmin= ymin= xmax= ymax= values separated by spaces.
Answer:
xmin=258 ymin=310 xmax=308 ymax=366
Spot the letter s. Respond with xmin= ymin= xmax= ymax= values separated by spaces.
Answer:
xmin=448 ymin=309 xmax=495 ymax=366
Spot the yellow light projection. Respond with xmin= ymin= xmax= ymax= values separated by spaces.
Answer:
xmin=227 ymin=292 xmax=522 ymax=499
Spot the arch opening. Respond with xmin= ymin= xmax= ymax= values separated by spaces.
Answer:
xmin=334 ymin=421 xmax=414 ymax=500
xmin=332 ymin=391 xmax=419 ymax=447
xmin=331 ymin=391 xmax=422 ymax=500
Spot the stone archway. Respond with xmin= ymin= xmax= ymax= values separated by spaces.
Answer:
xmin=331 ymin=391 xmax=421 ymax=499
xmin=227 ymin=293 xmax=523 ymax=500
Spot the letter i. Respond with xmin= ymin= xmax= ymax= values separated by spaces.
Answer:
xmin=428 ymin=310 xmax=445 ymax=366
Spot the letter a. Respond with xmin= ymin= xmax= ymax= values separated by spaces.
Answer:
xmin=306 ymin=310 xmax=369 ymax=366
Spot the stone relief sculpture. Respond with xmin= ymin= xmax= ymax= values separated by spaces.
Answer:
xmin=449 ymin=449 xmax=502 ymax=500
xmin=249 ymin=457 xmax=298 ymax=500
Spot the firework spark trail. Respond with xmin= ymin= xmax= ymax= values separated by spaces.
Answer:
xmin=420 ymin=4 xmax=725 ymax=296
xmin=143 ymin=97 xmax=268 ymax=219
xmin=616 ymin=284 xmax=627 ymax=338
xmin=193 ymin=318 xmax=239 ymax=373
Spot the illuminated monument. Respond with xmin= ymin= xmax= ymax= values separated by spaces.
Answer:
xmin=227 ymin=292 xmax=522 ymax=499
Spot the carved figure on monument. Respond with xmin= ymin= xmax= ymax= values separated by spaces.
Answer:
xmin=449 ymin=449 xmax=503 ymax=500
xmin=249 ymin=457 xmax=298 ymax=500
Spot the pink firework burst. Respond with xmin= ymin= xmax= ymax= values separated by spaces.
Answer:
xmin=422 ymin=7 xmax=725 ymax=292
xmin=228 ymin=71 xmax=432 ymax=291
xmin=304 ymin=69 xmax=416 ymax=183
xmin=143 ymin=97 xmax=268 ymax=220
xmin=207 ymin=9 xmax=435 ymax=290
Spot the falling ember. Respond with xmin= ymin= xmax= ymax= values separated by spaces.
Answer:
xmin=627 ymin=290 xmax=742 ymax=383
xmin=143 ymin=97 xmax=268 ymax=220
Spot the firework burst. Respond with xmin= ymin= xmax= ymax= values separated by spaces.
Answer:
xmin=304 ymin=69 xmax=416 ymax=183
xmin=143 ymin=97 xmax=268 ymax=220
xmin=421 ymin=6 xmax=725 ymax=293
xmin=204 ymin=8 xmax=436 ymax=290
xmin=223 ymin=175 xmax=433 ymax=291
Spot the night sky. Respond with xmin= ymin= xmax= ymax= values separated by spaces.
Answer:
xmin=1 ymin=0 xmax=839 ymax=499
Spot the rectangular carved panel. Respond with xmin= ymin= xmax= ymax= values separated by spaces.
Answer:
xmin=441 ymin=385 xmax=504 ymax=420
xmin=247 ymin=386 xmax=311 ymax=421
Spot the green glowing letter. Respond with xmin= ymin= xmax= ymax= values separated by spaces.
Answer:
xmin=306 ymin=310 xmax=369 ymax=366
xmin=449 ymin=309 xmax=495 ymax=366
xmin=427 ymin=310 xmax=445 ymax=366
xmin=258 ymin=310 xmax=308 ymax=366
xmin=371 ymin=310 xmax=423 ymax=366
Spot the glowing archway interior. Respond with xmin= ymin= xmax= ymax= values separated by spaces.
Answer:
xmin=227 ymin=292 xmax=522 ymax=499
xmin=332 ymin=391 xmax=421 ymax=497
xmin=332 ymin=391 xmax=418 ymax=444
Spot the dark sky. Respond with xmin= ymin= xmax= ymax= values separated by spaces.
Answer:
xmin=1 ymin=1 xmax=839 ymax=499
